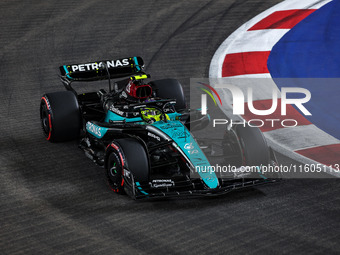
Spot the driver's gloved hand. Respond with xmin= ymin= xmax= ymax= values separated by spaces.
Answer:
xmin=145 ymin=118 xmax=156 ymax=124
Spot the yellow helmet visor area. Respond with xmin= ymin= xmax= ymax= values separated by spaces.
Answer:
xmin=140 ymin=108 xmax=170 ymax=123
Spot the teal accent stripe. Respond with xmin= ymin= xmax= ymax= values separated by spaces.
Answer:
xmin=136 ymin=182 xmax=148 ymax=195
xmin=105 ymin=111 xmax=142 ymax=123
xmin=63 ymin=65 xmax=72 ymax=79
xmin=256 ymin=166 xmax=267 ymax=180
xmin=86 ymin=122 xmax=108 ymax=139
xmin=134 ymin=57 xmax=141 ymax=71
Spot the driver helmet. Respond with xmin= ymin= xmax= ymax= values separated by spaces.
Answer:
xmin=140 ymin=107 xmax=170 ymax=123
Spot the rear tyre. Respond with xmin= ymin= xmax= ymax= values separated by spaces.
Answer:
xmin=235 ymin=125 xmax=270 ymax=166
xmin=40 ymin=91 xmax=81 ymax=142
xmin=150 ymin=79 xmax=186 ymax=111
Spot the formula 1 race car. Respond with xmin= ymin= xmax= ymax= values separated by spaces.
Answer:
xmin=40 ymin=56 xmax=279 ymax=199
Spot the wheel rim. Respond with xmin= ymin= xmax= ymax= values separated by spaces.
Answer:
xmin=40 ymin=103 xmax=50 ymax=136
xmin=107 ymin=154 xmax=122 ymax=192
xmin=109 ymin=162 xmax=118 ymax=182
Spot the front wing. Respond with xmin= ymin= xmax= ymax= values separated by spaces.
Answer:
xmin=123 ymin=176 xmax=279 ymax=199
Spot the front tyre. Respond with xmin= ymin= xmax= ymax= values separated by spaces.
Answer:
xmin=107 ymin=152 xmax=125 ymax=194
xmin=235 ymin=125 xmax=270 ymax=166
xmin=105 ymin=138 xmax=150 ymax=197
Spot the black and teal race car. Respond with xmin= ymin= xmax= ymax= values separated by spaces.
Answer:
xmin=40 ymin=56 xmax=279 ymax=199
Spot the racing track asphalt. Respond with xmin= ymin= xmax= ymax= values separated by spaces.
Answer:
xmin=1 ymin=0 xmax=339 ymax=254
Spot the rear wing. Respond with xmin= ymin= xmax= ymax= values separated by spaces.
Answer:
xmin=59 ymin=56 xmax=144 ymax=81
